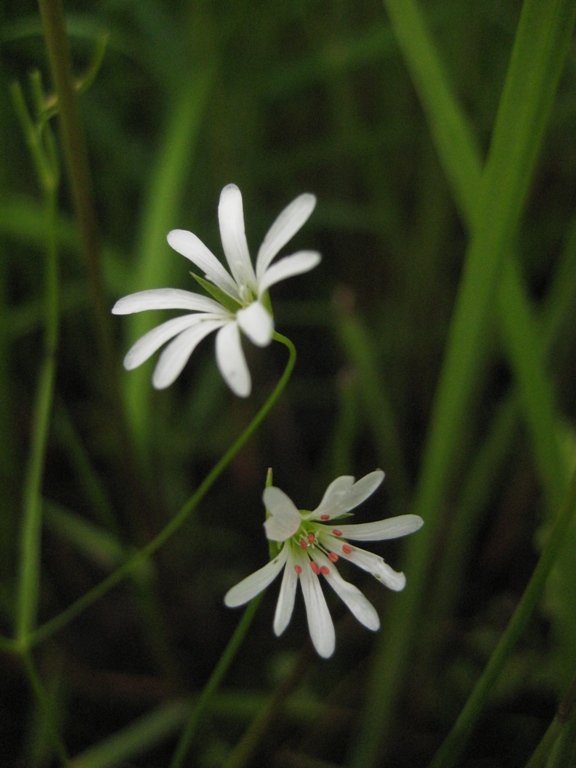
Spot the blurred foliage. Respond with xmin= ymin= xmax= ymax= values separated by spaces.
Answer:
xmin=1 ymin=0 xmax=576 ymax=766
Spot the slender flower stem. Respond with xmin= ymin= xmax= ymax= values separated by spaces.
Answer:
xmin=429 ymin=462 xmax=576 ymax=768
xmin=170 ymin=596 xmax=263 ymax=768
xmin=24 ymin=333 xmax=296 ymax=649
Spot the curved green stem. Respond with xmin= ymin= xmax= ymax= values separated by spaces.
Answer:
xmin=24 ymin=333 xmax=296 ymax=649
xmin=170 ymin=596 xmax=263 ymax=768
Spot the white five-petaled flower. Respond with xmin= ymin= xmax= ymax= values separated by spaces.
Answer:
xmin=112 ymin=184 xmax=320 ymax=396
xmin=224 ymin=470 xmax=424 ymax=658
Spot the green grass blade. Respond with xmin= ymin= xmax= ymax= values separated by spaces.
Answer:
xmin=121 ymin=68 xmax=215 ymax=449
xmin=351 ymin=1 xmax=576 ymax=764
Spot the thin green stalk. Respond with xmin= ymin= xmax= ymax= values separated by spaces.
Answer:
xmin=429 ymin=463 xmax=576 ymax=768
xmin=36 ymin=0 xmax=108 ymax=364
xmin=23 ymin=649 xmax=71 ymax=766
xmin=170 ymin=596 xmax=262 ymax=768
xmin=12 ymin=90 xmax=60 ymax=640
xmin=25 ymin=333 xmax=296 ymax=649
xmin=36 ymin=0 xmax=146 ymax=536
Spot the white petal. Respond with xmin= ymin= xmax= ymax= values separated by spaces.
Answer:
xmin=167 ymin=229 xmax=241 ymax=301
xmin=256 ymin=193 xmax=316 ymax=280
xmin=338 ymin=544 xmax=406 ymax=591
xmin=335 ymin=515 xmax=424 ymax=541
xmin=309 ymin=476 xmax=355 ymax=520
xmin=258 ymin=251 xmax=321 ymax=296
xmin=236 ymin=301 xmax=273 ymax=347
xmin=224 ymin=548 xmax=288 ymax=607
xmin=341 ymin=470 xmax=385 ymax=512
xmin=298 ymin=552 xmax=335 ymax=658
xmin=273 ymin=550 xmax=299 ymax=636
xmin=218 ymin=184 xmax=257 ymax=293
xmin=152 ymin=319 xmax=225 ymax=389
xmin=215 ymin=322 xmax=251 ymax=397
xmin=124 ymin=314 xmax=213 ymax=370
xmin=313 ymin=551 xmax=380 ymax=631
xmin=263 ymin=487 xmax=302 ymax=542
xmin=112 ymin=288 xmax=225 ymax=315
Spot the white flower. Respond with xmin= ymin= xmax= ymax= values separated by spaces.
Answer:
xmin=224 ymin=470 xmax=424 ymax=658
xmin=112 ymin=184 xmax=320 ymax=396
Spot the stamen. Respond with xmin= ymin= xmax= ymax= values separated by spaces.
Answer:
xmin=320 ymin=514 xmax=330 ymax=520
xmin=307 ymin=533 xmax=315 ymax=544
xmin=320 ymin=565 xmax=330 ymax=575
xmin=333 ymin=529 xmax=343 ymax=537
xmin=328 ymin=552 xmax=338 ymax=562
xmin=310 ymin=561 xmax=320 ymax=575
xmin=299 ymin=539 xmax=308 ymax=549
xmin=294 ymin=565 xmax=302 ymax=574
xmin=342 ymin=544 xmax=353 ymax=555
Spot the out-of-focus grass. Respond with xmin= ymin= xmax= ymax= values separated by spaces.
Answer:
xmin=1 ymin=1 xmax=576 ymax=766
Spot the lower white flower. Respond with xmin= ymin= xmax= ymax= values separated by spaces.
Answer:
xmin=224 ymin=470 xmax=424 ymax=658
xmin=112 ymin=184 xmax=320 ymax=397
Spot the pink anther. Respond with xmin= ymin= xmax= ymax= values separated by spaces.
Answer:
xmin=342 ymin=544 xmax=353 ymax=555
xmin=294 ymin=564 xmax=302 ymax=574
xmin=310 ymin=561 xmax=320 ymax=575
xmin=332 ymin=529 xmax=343 ymax=537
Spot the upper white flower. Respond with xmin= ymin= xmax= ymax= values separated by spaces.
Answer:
xmin=112 ymin=184 xmax=320 ymax=396
xmin=224 ymin=470 xmax=424 ymax=658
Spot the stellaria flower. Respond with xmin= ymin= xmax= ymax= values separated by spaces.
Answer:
xmin=112 ymin=184 xmax=320 ymax=396
xmin=224 ymin=470 xmax=423 ymax=658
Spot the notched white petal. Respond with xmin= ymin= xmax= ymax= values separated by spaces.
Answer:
xmin=256 ymin=193 xmax=317 ymax=279
xmin=224 ymin=548 xmax=288 ymax=607
xmin=167 ymin=230 xmax=240 ymax=301
xmin=341 ymin=545 xmax=407 ymax=591
xmin=258 ymin=251 xmax=321 ymax=296
xmin=310 ymin=476 xmax=355 ymax=519
xmin=336 ymin=514 xmax=424 ymax=542
xmin=342 ymin=470 xmax=385 ymax=511
xmin=316 ymin=553 xmax=380 ymax=631
xmin=300 ymin=561 xmax=335 ymax=659
xmin=273 ymin=552 xmax=298 ymax=636
xmin=237 ymin=301 xmax=273 ymax=347
xmin=215 ymin=322 xmax=251 ymax=397
xmin=152 ymin=319 xmax=224 ymax=389
xmin=112 ymin=288 xmax=224 ymax=315
xmin=218 ymin=184 xmax=257 ymax=292
xmin=263 ymin=487 xmax=301 ymax=541
xmin=123 ymin=314 xmax=207 ymax=370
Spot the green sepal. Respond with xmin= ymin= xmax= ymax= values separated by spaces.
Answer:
xmin=190 ymin=272 xmax=241 ymax=313
xmin=260 ymin=290 xmax=273 ymax=315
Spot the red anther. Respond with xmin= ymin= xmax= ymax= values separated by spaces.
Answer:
xmin=320 ymin=565 xmax=330 ymax=575
xmin=342 ymin=544 xmax=353 ymax=554
xmin=307 ymin=533 xmax=315 ymax=544
xmin=294 ymin=565 xmax=302 ymax=574
xmin=328 ymin=552 xmax=338 ymax=562
xmin=299 ymin=539 xmax=308 ymax=549
xmin=320 ymin=514 xmax=330 ymax=520
xmin=310 ymin=561 xmax=320 ymax=575
xmin=333 ymin=529 xmax=343 ymax=537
